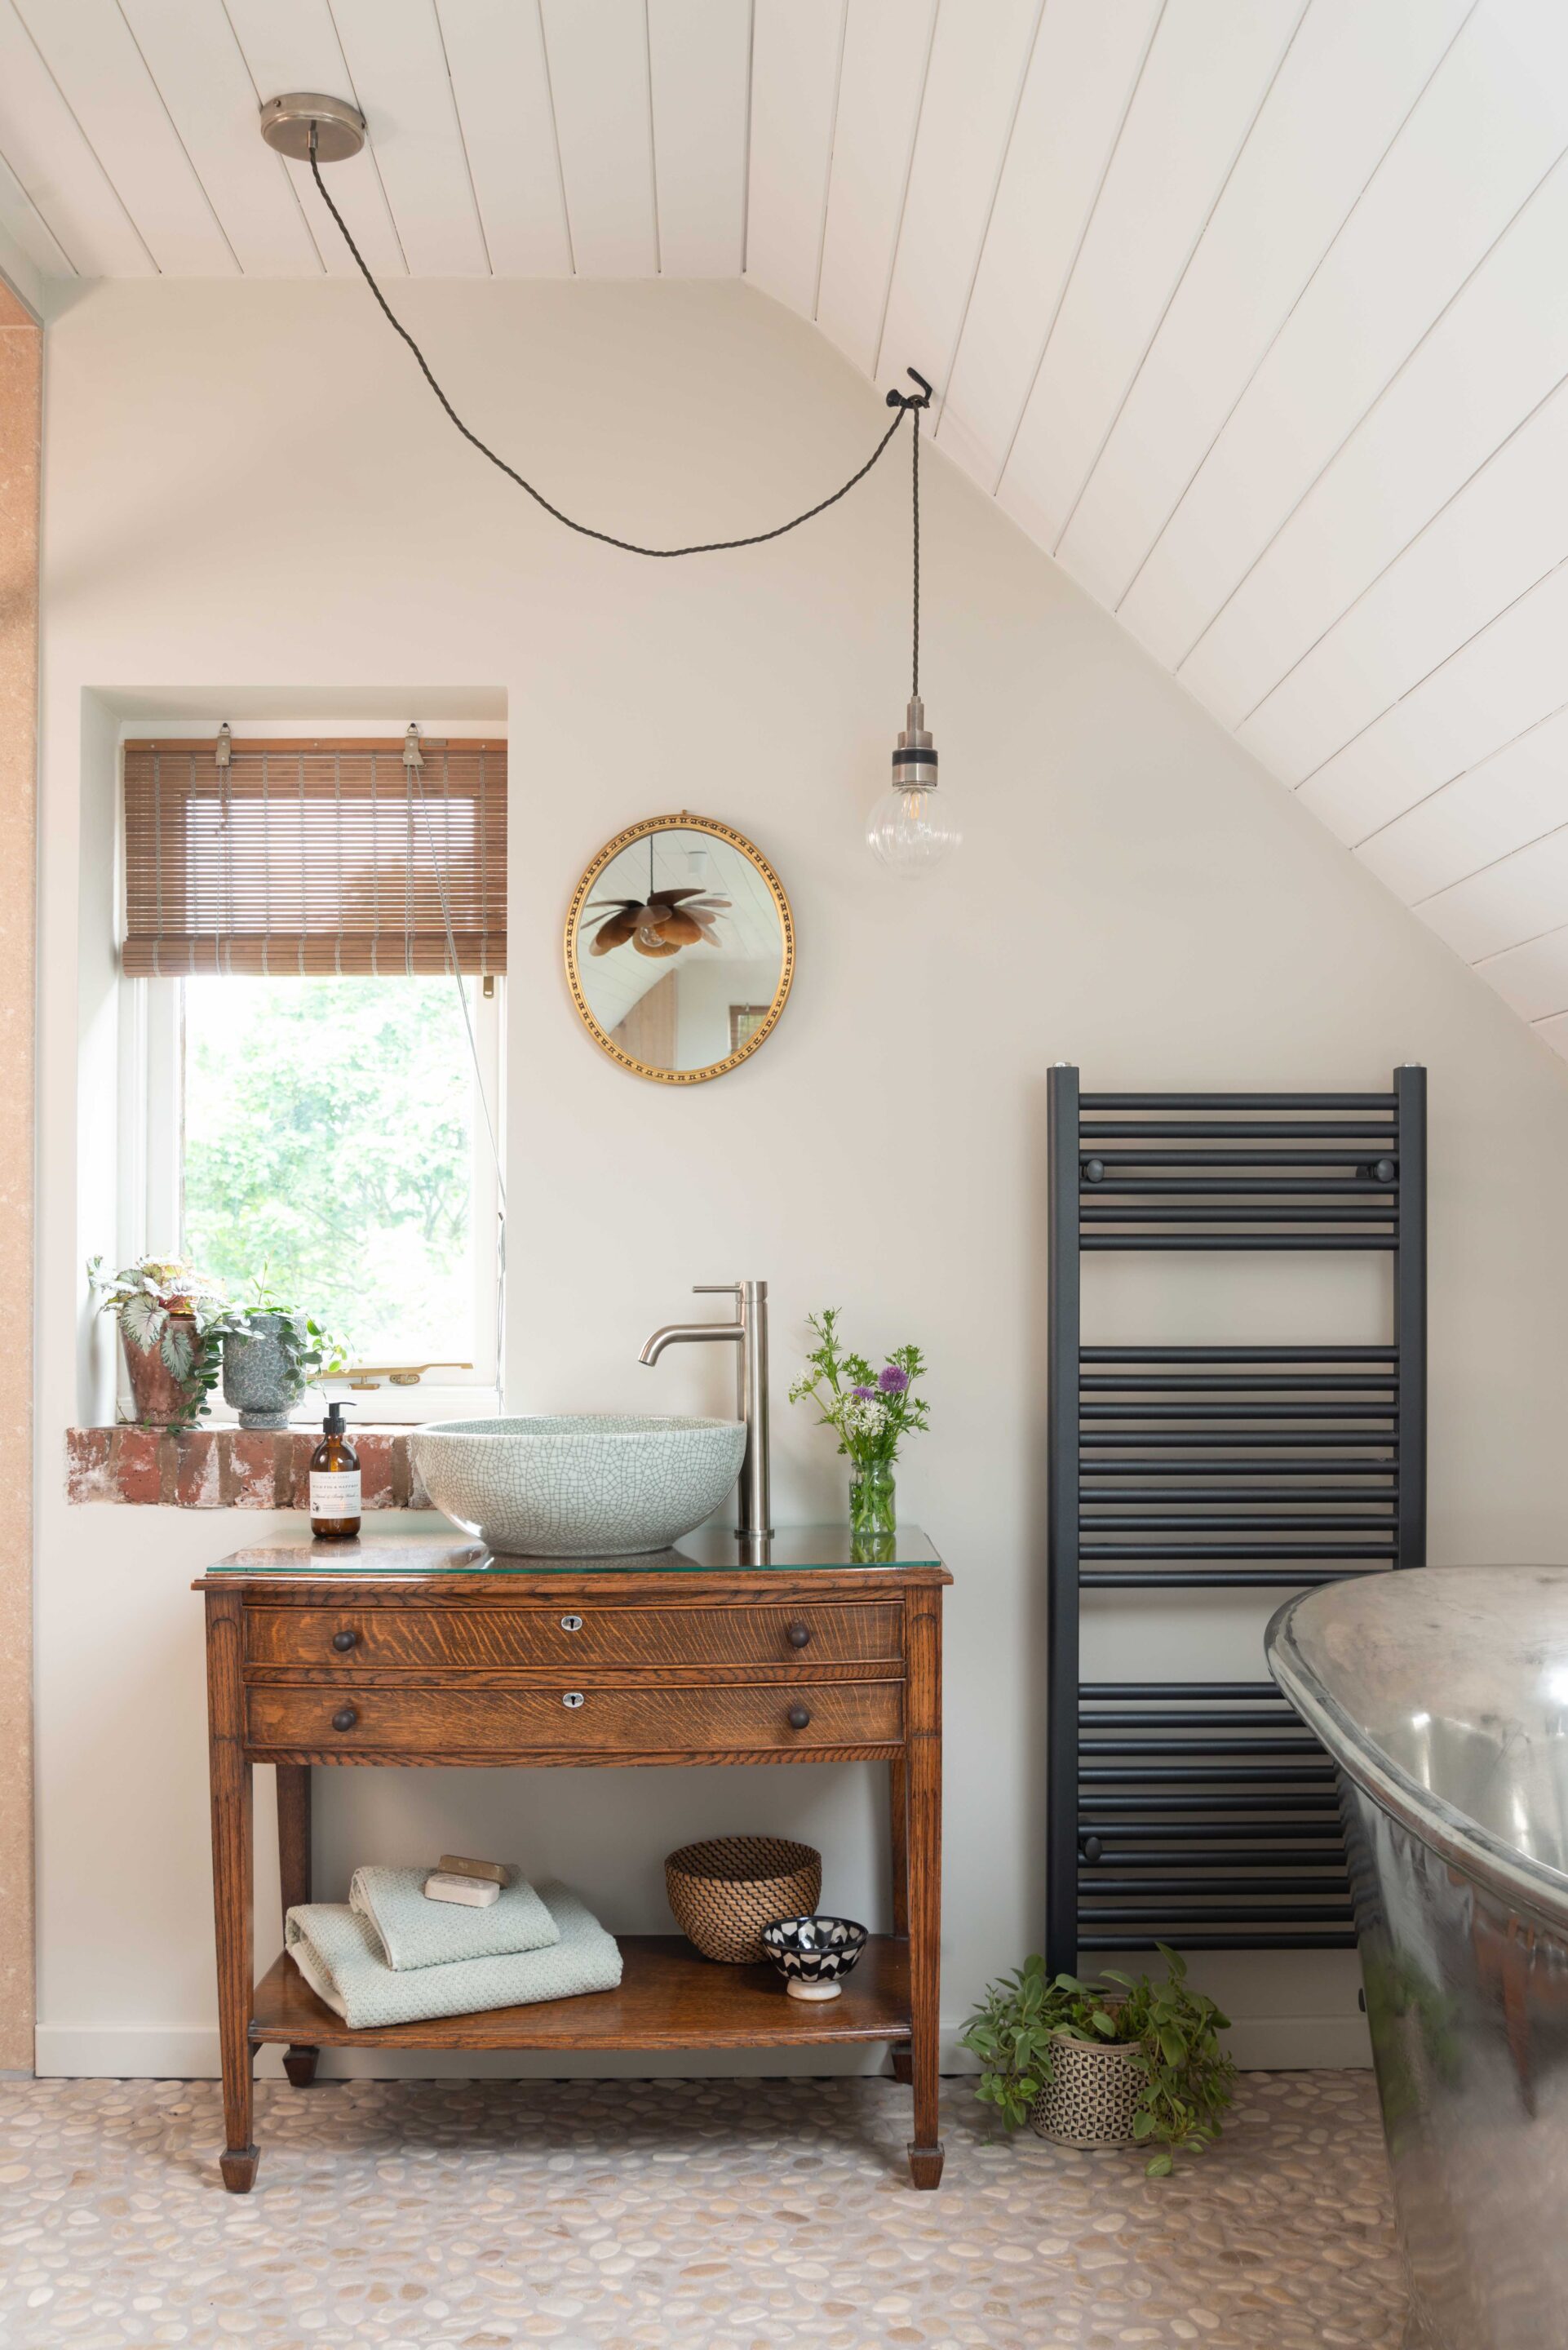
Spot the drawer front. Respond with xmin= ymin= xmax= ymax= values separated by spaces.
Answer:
xmin=244 ymin=1601 xmax=901 ymax=1673
xmin=246 ymin=1678 xmax=901 ymax=1757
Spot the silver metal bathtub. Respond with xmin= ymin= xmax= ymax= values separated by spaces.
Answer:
xmin=1269 ymin=1567 xmax=1568 ymax=2350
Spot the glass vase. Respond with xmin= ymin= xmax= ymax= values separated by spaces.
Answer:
xmin=849 ymin=1462 xmax=896 ymax=1559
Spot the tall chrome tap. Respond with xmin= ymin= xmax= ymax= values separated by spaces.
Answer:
xmin=638 ymin=1280 xmax=772 ymax=1539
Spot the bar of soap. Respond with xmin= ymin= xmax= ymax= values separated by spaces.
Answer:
xmin=436 ymin=1853 xmax=508 ymax=1886
xmin=424 ymin=1871 xmax=501 ymax=1908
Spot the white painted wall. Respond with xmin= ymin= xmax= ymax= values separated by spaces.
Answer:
xmin=33 ymin=277 xmax=1568 ymax=2080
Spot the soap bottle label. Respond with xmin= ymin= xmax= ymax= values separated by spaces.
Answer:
xmin=310 ymin=1469 xmax=361 ymax=1518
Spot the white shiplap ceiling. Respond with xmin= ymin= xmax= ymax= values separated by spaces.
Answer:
xmin=7 ymin=0 xmax=1568 ymax=1059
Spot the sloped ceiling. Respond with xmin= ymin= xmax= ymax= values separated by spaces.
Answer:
xmin=5 ymin=0 xmax=1568 ymax=1058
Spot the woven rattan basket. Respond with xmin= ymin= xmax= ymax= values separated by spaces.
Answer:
xmin=664 ymin=1836 xmax=822 ymax=1964
xmin=1029 ymin=2027 xmax=1143 ymax=2148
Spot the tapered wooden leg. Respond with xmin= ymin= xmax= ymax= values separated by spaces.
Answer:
xmin=276 ymin=1769 xmax=317 ymax=2085
xmin=889 ymin=1735 xmax=913 ymax=2080
xmin=904 ymin=1592 xmax=944 ymax=2188
xmin=277 ymin=1763 xmax=312 ymax=1924
xmin=206 ymin=1594 xmax=257 ymax=2192
xmin=889 ymin=1753 xmax=909 ymax=1938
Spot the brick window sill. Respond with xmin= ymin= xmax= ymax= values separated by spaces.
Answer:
xmin=65 ymin=1426 xmax=433 ymax=1510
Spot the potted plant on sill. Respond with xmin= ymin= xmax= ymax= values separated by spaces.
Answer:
xmin=961 ymin=1946 xmax=1237 ymax=2175
xmin=88 ymin=1256 xmax=229 ymax=1429
xmin=788 ymin=1307 xmax=930 ymax=1553
xmin=219 ymin=1273 xmax=348 ymax=1430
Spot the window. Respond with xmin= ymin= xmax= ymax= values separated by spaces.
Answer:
xmin=122 ymin=734 xmax=506 ymax=1409
xmin=728 ymin=1004 xmax=771 ymax=1053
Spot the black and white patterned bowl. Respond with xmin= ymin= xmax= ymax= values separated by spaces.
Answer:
xmin=760 ymin=1914 xmax=869 ymax=2001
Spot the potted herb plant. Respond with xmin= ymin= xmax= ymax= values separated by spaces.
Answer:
xmin=88 ymin=1256 xmax=229 ymax=1428
xmin=219 ymin=1274 xmax=348 ymax=1430
xmin=961 ymin=1946 xmax=1237 ymax=2175
xmin=788 ymin=1307 xmax=930 ymax=1547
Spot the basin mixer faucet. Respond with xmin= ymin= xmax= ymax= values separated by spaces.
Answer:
xmin=638 ymin=1280 xmax=772 ymax=1539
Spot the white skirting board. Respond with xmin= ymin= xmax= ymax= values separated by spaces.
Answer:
xmin=33 ymin=2016 xmax=1371 ymax=2079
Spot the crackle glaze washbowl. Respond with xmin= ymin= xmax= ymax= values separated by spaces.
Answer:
xmin=410 ymin=1414 xmax=746 ymax=1557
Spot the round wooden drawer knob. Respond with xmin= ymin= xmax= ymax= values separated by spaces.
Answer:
xmin=331 ymin=1629 xmax=359 ymax=1652
xmin=330 ymin=1705 xmax=358 ymax=1732
xmin=786 ymin=1622 xmax=812 ymax=1648
xmin=787 ymin=1704 xmax=812 ymax=1731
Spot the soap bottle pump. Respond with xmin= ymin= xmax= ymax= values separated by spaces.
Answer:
xmin=309 ymin=1399 xmax=361 ymax=1539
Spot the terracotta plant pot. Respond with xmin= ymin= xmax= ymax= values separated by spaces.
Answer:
xmin=1029 ymin=2025 xmax=1144 ymax=2148
xmin=121 ymin=1312 xmax=198 ymax=1426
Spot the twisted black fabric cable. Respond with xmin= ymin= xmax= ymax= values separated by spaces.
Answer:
xmin=911 ymin=401 xmax=921 ymax=697
xmin=309 ymin=137 xmax=918 ymax=561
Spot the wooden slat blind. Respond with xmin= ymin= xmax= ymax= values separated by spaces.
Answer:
xmin=122 ymin=738 xmax=507 ymax=977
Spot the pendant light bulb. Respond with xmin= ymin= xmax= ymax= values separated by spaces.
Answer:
xmin=868 ymin=696 xmax=961 ymax=875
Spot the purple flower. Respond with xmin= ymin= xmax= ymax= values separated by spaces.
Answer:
xmin=851 ymin=1385 xmax=877 ymax=1400
xmin=878 ymin=1365 xmax=910 ymax=1394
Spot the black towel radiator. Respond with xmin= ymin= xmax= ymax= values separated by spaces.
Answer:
xmin=1045 ymin=1068 xmax=1426 ymax=1968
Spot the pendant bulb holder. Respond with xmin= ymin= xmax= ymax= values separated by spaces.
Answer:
xmin=892 ymin=694 xmax=937 ymax=792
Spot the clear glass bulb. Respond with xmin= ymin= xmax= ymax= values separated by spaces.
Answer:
xmin=868 ymin=694 xmax=960 ymax=875
xmin=866 ymin=784 xmax=962 ymax=874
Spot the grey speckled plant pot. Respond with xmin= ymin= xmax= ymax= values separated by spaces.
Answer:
xmin=222 ymin=1315 xmax=307 ymax=1430
xmin=410 ymin=1414 xmax=747 ymax=1556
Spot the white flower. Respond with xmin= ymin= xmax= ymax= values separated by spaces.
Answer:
xmin=835 ymin=1394 xmax=890 ymax=1440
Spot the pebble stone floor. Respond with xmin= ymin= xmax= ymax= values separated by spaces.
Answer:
xmin=0 ymin=2071 xmax=1405 ymax=2349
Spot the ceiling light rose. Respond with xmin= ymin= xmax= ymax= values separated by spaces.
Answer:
xmin=259 ymin=93 xmax=367 ymax=162
xmin=868 ymin=373 xmax=960 ymax=876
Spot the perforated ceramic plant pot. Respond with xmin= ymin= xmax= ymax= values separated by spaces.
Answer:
xmin=222 ymin=1315 xmax=308 ymax=1430
xmin=664 ymin=1836 xmax=822 ymax=1964
xmin=1029 ymin=2026 xmax=1144 ymax=2148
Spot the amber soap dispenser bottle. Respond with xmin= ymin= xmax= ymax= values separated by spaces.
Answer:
xmin=309 ymin=1400 xmax=361 ymax=1538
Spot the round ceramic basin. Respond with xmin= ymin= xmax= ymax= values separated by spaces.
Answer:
xmin=410 ymin=1413 xmax=746 ymax=1557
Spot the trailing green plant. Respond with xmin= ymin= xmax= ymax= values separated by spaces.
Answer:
xmin=87 ymin=1255 xmax=230 ymax=1427
xmin=221 ymin=1269 xmax=349 ymax=1388
xmin=960 ymin=1945 xmax=1237 ymax=2175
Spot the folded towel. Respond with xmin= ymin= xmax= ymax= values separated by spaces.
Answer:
xmin=349 ymin=1864 xmax=559 ymax=1971
xmin=286 ymin=1881 xmax=621 ymax=2029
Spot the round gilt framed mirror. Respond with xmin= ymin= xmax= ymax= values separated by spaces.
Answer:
xmin=564 ymin=814 xmax=795 ymax=1084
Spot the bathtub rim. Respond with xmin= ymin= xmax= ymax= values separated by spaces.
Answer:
xmin=1267 ymin=1572 xmax=1568 ymax=1935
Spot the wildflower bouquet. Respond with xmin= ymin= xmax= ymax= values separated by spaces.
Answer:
xmin=789 ymin=1308 xmax=930 ymax=1542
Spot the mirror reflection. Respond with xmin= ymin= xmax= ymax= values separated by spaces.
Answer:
xmin=566 ymin=818 xmax=793 ymax=1082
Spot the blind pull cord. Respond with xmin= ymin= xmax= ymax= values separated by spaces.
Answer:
xmin=404 ymin=725 xmax=507 ymax=1216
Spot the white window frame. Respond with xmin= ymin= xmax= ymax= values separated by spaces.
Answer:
xmin=124 ymin=970 xmax=505 ymax=1423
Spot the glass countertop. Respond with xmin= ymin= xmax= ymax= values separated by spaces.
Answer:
xmin=201 ymin=1523 xmax=944 ymax=1578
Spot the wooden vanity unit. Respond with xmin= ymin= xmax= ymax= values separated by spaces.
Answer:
xmin=194 ymin=1527 xmax=950 ymax=2193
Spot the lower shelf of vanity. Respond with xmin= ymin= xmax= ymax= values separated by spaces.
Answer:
xmin=250 ymin=1934 xmax=911 ymax=2052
